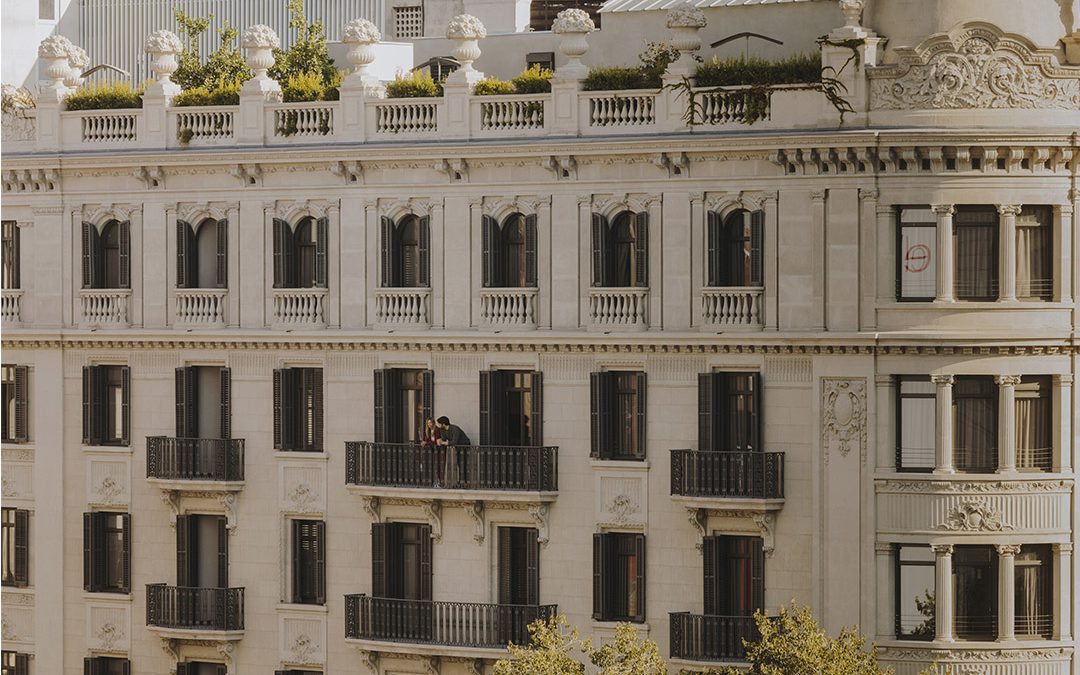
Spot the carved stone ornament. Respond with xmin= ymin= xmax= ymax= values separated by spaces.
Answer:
xmin=144 ymin=30 xmax=182 ymax=55
xmin=95 ymin=475 xmax=123 ymax=504
xmin=289 ymin=633 xmax=319 ymax=664
xmin=95 ymin=621 xmax=124 ymax=651
xmin=288 ymin=482 xmax=318 ymax=512
xmin=937 ymin=499 xmax=1014 ymax=532
xmin=342 ymin=18 xmax=382 ymax=44
xmin=869 ymin=22 xmax=1080 ymax=110
xmin=606 ymin=494 xmax=639 ymax=523
xmin=821 ymin=377 xmax=867 ymax=463
xmin=241 ymin=24 xmax=280 ymax=49
xmin=552 ymin=8 xmax=595 ymax=35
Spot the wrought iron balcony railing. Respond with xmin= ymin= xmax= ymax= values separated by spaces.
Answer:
xmin=670 ymin=450 xmax=784 ymax=499
xmin=669 ymin=613 xmax=759 ymax=662
xmin=345 ymin=594 xmax=556 ymax=648
xmin=146 ymin=584 xmax=244 ymax=631
xmin=146 ymin=437 xmax=245 ymax=482
xmin=346 ymin=442 xmax=558 ymax=492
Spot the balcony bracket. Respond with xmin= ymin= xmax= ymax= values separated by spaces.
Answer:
xmin=362 ymin=496 xmax=382 ymax=523
xmin=159 ymin=637 xmax=179 ymax=662
xmin=449 ymin=657 xmax=484 ymax=675
xmin=464 ymin=501 xmax=485 ymax=545
xmin=687 ymin=508 xmax=707 ymax=552
xmin=528 ymin=503 xmax=550 ymax=546
xmin=684 ymin=508 xmax=776 ymax=557
xmin=424 ymin=655 xmax=441 ymax=675
xmin=157 ymin=487 xmax=241 ymax=532
xmin=217 ymin=641 xmax=235 ymax=669
xmin=423 ymin=500 xmax=443 ymax=542
xmin=352 ymin=649 xmax=379 ymax=675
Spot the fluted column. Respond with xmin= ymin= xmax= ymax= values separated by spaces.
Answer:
xmin=875 ymin=203 xmax=895 ymax=304
xmin=997 ymin=204 xmax=1022 ymax=301
xmin=932 ymin=204 xmax=954 ymax=302
xmin=1053 ymin=203 xmax=1072 ymax=303
xmin=1052 ymin=374 xmax=1073 ymax=472
xmin=995 ymin=375 xmax=1021 ymax=472
xmin=875 ymin=542 xmax=894 ymax=640
xmin=933 ymin=543 xmax=954 ymax=642
xmin=1053 ymin=542 xmax=1072 ymax=640
xmin=810 ymin=190 xmax=826 ymax=329
xmin=932 ymin=374 xmax=955 ymax=474
xmin=996 ymin=543 xmax=1020 ymax=641
xmin=876 ymin=374 xmax=896 ymax=471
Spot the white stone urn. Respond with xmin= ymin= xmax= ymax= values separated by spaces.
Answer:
xmin=666 ymin=2 xmax=706 ymax=78
xmin=341 ymin=18 xmax=382 ymax=91
xmin=143 ymin=30 xmax=182 ymax=98
xmin=65 ymin=45 xmax=89 ymax=88
xmin=552 ymin=8 xmax=595 ymax=80
xmin=839 ymin=0 xmax=865 ymax=29
xmin=38 ymin=35 xmax=75 ymax=93
xmin=445 ymin=14 xmax=486 ymax=84
xmin=241 ymin=24 xmax=282 ymax=96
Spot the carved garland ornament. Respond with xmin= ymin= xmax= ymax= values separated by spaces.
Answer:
xmin=870 ymin=22 xmax=1080 ymax=110
xmin=821 ymin=377 xmax=867 ymax=464
xmin=936 ymin=499 xmax=1014 ymax=532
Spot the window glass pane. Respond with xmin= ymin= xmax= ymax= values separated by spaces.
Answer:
xmin=1 ymin=222 xmax=17 ymax=290
xmin=1 ymin=365 xmax=14 ymax=441
xmin=896 ymin=545 xmax=935 ymax=639
xmin=1016 ymin=206 xmax=1052 ymax=300
xmin=953 ymin=208 xmax=998 ymax=300
xmin=106 ymin=367 xmax=124 ymax=443
xmin=1015 ymin=545 xmax=1051 ymax=638
xmin=953 ymin=545 xmax=997 ymax=640
xmin=104 ymin=513 xmax=125 ymax=590
xmin=953 ymin=376 xmax=997 ymax=472
xmin=1016 ymin=376 xmax=1051 ymax=471
xmin=612 ymin=372 xmax=639 ymax=459
xmin=898 ymin=378 xmax=935 ymax=471
xmin=898 ymin=208 xmax=936 ymax=299
xmin=1 ymin=509 xmax=15 ymax=584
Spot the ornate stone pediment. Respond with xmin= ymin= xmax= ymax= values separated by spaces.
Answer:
xmin=869 ymin=21 xmax=1080 ymax=110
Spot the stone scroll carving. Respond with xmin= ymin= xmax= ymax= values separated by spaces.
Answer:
xmin=937 ymin=499 xmax=1014 ymax=532
xmin=870 ymin=22 xmax=1080 ymax=110
xmin=821 ymin=377 xmax=867 ymax=465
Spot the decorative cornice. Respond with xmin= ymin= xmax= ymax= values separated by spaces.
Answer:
xmin=875 ymin=478 xmax=1072 ymax=494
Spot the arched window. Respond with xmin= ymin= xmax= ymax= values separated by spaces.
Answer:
xmin=81 ymin=219 xmax=130 ymax=289
xmin=591 ymin=210 xmax=648 ymax=288
xmin=483 ymin=212 xmax=537 ymax=288
xmin=708 ymin=209 xmax=763 ymax=287
xmin=381 ymin=214 xmax=430 ymax=288
xmin=273 ymin=216 xmax=328 ymax=289
xmin=176 ymin=218 xmax=227 ymax=289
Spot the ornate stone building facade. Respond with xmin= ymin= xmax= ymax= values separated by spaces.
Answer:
xmin=1 ymin=1 xmax=1077 ymax=674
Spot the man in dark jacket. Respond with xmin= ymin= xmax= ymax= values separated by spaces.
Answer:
xmin=436 ymin=416 xmax=471 ymax=486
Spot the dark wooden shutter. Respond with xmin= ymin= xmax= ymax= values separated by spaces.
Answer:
xmin=82 ymin=366 xmax=92 ymax=444
xmin=9 ymin=224 xmax=18 ymax=290
xmin=380 ymin=216 xmax=394 ymax=287
xmin=176 ymin=221 xmax=192 ymax=289
xmin=120 ymin=513 xmax=131 ymax=593
xmin=633 ymin=533 xmax=646 ymax=621
xmin=217 ymin=516 xmax=229 ymax=587
xmin=707 ymin=211 xmax=720 ymax=287
xmin=525 ymin=527 xmax=539 ymax=605
xmin=371 ymin=522 xmax=386 ymax=597
xmin=482 ymin=215 xmax=497 ymax=288
xmin=750 ymin=372 xmax=763 ymax=452
xmin=273 ymin=368 xmax=284 ymax=449
xmin=82 ymin=222 xmax=99 ymax=288
xmin=590 ymin=372 xmax=607 ymax=459
xmin=699 ymin=373 xmax=715 ymax=453
xmin=373 ymin=369 xmax=387 ymax=443
xmin=117 ymin=221 xmax=131 ymax=288
xmin=314 ymin=520 xmax=326 ymax=604
xmin=14 ymin=654 xmax=28 ymax=675
xmin=291 ymin=521 xmax=302 ymax=602
xmin=592 ymin=533 xmax=606 ymax=619
xmin=421 ymin=370 xmax=434 ymax=430
xmin=92 ymin=513 xmax=106 ymax=591
xmin=634 ymin=211 xmax=649 ymax=288
xmin=530 ymin=371 xmax=543 ymax=446
xmin=751 ymin=537 xmax=765 ymax=612
xmin=120 ymin=659 xmax=131 ymax=675
xmin=120 ymin=366 xmax=130 ymax=446
xmin=175 ymin=514 xmax=190 ymax=586
xmin=309 ymin=369 xmax=324 ymax=451
xmin=13 ymin=365 xmax=28 ymax=442
xmin=315 ymin=217 xmax=329 ymax=288
xmin=591 ymin=214 xmax=606 ymax=287
xmin=634 ymin=372 xmax=647 ymax=459
xmin=419 ymin=524 xmax=433 ymax=601
xmin=750 ymin=210 xmax=764 ymax=286
xmin=83 ymin=511 xmax=94 ymax=590
xmin=272 ymin=218 xmax=290 ymax=288
xmin=702 ymin=535 xmax=718 ymax=616
xmin=274 ymin=368 xmax=297 ymax=450
xmin=479 ymin=370 xmax=492 ymax=446
xmin=525 ymin=214 xmax=538 ymax=287
xmin=13 ymin=509 xmax=28 ymax=586
xmin=175 ymin=664 xmax=189 ymax=675
xmin=84 ymin=657 xmax=96 ymax=675
xmin=215 ymin=219 xmax=229 ymax=288
xmin=219 ymin=368 xmax=231 ymax=440
xmin=175 ymin=367 xmax=194 ymax=437
xmin=497 ymin=527 xmax=512 ymax=604
xmin=418 ymin=215 xmax=431 ymax=288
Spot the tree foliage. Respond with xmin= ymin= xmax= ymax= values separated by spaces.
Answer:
xmin=172 ymin=9 xmax=249 ymax=92
xmin=269 ymin=0 xmax=336 ymax=84
xmin=586 ymin=622 xmax=666 ymax=675
xmin=716 ymin=603 xmax=890 ymax=675
xmin=493 ymin=615 xmax=587 ymax=675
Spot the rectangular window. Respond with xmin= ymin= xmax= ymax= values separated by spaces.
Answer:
xmin=480 ymin=370 xmax=543 ymax=447
xmin=590 ymin=371 xmax=646 ymax=460
xmin=707 ymin=209 xmax=763 ymax=287
xmin=1016 ymin=206 xmax=1052 ymax=300
xmin=292 ymin=520 xmax=326 ymax=605
xmin=82 ymin=365 xmax=130 ymax=446
xmin=953 ymin=207 xmax=999 ymax=300
xmin=1 ymin=365 xmax=28 ymax=443
xmin=895 ymin=376 xmax=935 ymax=472
xmin=1 ymin=651 xmax=28 ymax=675
xmin=176 ymin=663 xmax=227 ymax=675
xmin=702 ymin=535 xmax=763 ymax=616
xmin=84 ymin=656 xmax=131 ymax=675
xmin=952 ymin=376 xmax=997 ymax=472
xmin=497 ymin=526 xmax=539 ymax=606
xmin=373 ymin=369 xmax=433 ymax=443
xmin=953 ymin=545 xmax=997 ymax=641
xmin=273 ymin=368 xmax=323 ymax=452
xmin=1 ymin=508 xmax=28 ymax=587
xmin=275 ymin=671 xmax=322 ymax=675
xmin=1 ymin=221 xmax=18 ymax=290
xmin=698 ymin=372 xmax=762 ymax=453
xmin=526 ymin=52 xmax=554 ymax=72
xmin=394 ymin=5 xmax=424 ymax=38
xmin=1015 ymin=544 xmax=1052 ymax=638
xmin=175 ymin=514 xmax=228 ymax=588
xmin=896 ymin=207 xmax=936 ymax=301
xmin=83 ymin=511 xmax=131 ymax=593
xmin=372 ymin=522 xmax=432 ymax=601
xmin=1016 ymin=376 xmax=1051 ymax=472
xmin=175 ymin=366 xmax=232 ymax=440
xmin=894 ymin=545 xmax=935 ymax=640
xmin=593 ymin=532 xmax=645 ymax=622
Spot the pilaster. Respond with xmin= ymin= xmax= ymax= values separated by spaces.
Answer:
xmin=932 ymin=204 xmax=954 ymax=302
xmin=933 ymin=543 xmax=954 ymax=642
xmin=932 ymin=374 xmax=954 ymax=474
xmin=810 ymin=190 xmax=826 ymax=330
xmin=995 ymin=374 xmax=1021 ymax=473
xmin=997 ymin=204 xmax=1021 ymax=302
xmin=1052 ymin=542 xmax=1072 ymax=641
xmin=995 ymin=543 xmax=1020 ymax=641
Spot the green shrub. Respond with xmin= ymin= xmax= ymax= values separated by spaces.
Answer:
xmin=473 ymin=77 xmax=515 ymax=96
xmin=173 ymin=77 xmax=242 ymax=106
xmin=282 ymin=72 xmax=326 ymax=102
xmin=269 ymin=0 xmax=337 ymax=86
xmin=385 ymin=71 xmax=442 ymax=98
xmin=582 ymin=66 xmax=655 ymax=91
xmin=173 ymin=9 xmax=250 ymax=91
xmin=694 ymin=53 xmax=822 ymax=87
xmin=64 ymin=81 xmax=143 ymax=110
xmin=510 ymin=65 xmax=553 ymax=94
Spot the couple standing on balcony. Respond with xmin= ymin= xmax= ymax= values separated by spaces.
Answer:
xmin=421 ymin=416 xmax=471 ymax=488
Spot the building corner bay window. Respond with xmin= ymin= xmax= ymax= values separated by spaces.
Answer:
xmin=592 ymin=211 xmax=648 ymax=288
xmin=1015 ymin=545 xmax=1052 ymax=638
xmin=273 ymin=217 xmax=328 ymax=289
xmin=707 ymin=209 xmax=763 ymax=288
xmin=82 ymin=220 xmax=131 ymax=289
xmin=896 ymin=207 xmax=937 ymax=301
xmin=176 ymin=218 xmax=227 ymax=289
xmin=953 ymin=207 xmax=999 ymax=301
xmin=483 ymin=213 xmax=538 ymax=288
xmin=381 ymin=214 xmax=430 ymax=288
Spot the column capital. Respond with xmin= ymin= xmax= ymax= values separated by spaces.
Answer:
xmin=994 ymin=374 xmax=1023 ymax=386
xmin=577 ymin=195 xmax=593 ymax=207
xmin=995 ymin=543 xmax=1022 ymax=556
xmin=809 ymin=189 xmax=827 ymax=203
xmin=1053 ymin=373 xmax=1074 ymax=385
xmin=932 ymin=543 xmax=954 ymax=556
xmin=931 ymin=374 xmax=955 ymax=386
xmin=996 ymin=204 xmax=1023 ymax=216
xmin=688 ymin=192 xmax=704 ymax=204
xmin=1053 ymin=542 xmax=1073 ymax=554
xmin=875 ymin=204 xmax=895 ymax=216
xmin=875 ymin=542 xmax=893 ymax=554
xmin=1054 ymin=203 xmax=1073 ymax=215
xmin=859 ymin=188 xmax=879 ymax=202
xmin=931 ymin=204 xmax=955 ymax=215
xmin=875 ymin=374 xmax=894 ymax=386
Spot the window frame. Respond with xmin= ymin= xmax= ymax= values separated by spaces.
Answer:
xmin=273 ymin=367 xmax=323 ymax=452
xmin=894 ymin=376 xmax=935 ymax=473
xmin=895 ymin=206 xmax=937 ymax=302
xmin=1014 ymin=544 xmax=1052 ymax=639
xmin=1016 ymin=205 xmax=1053 ymax=301
xmin=2 ymin=221 xmax=19 ymax=290
xmin=1 ymin=508 xmax=29 ymax=587
xmin=698 ymin=371 xmax=762 ymax=454
xmin=592 ymin=532 xmax=646 ymax=623
xmin=1 ymin=364 xmax=29 ymax=443
xmin=82 ymin=365 xmax=130 ymax=447
xmin=893 ymin=544 xmax=935 ymax=641
xmin=952 ymin=544 xmax=998 ymax=641
xmin=952 ymin=206 xmax=1000 ymax=302
xmin=291 ymin=519 xmax=326 ymax=605
xmin=84 ymin=655 xmax=132 ymax=675
xmin=952 ymin=375 xmax=998 ymax=473
xmin=83 ymin=511 xmax=131 ymax=594
xmin=590 ymin=370 xmax=646 ymax=461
